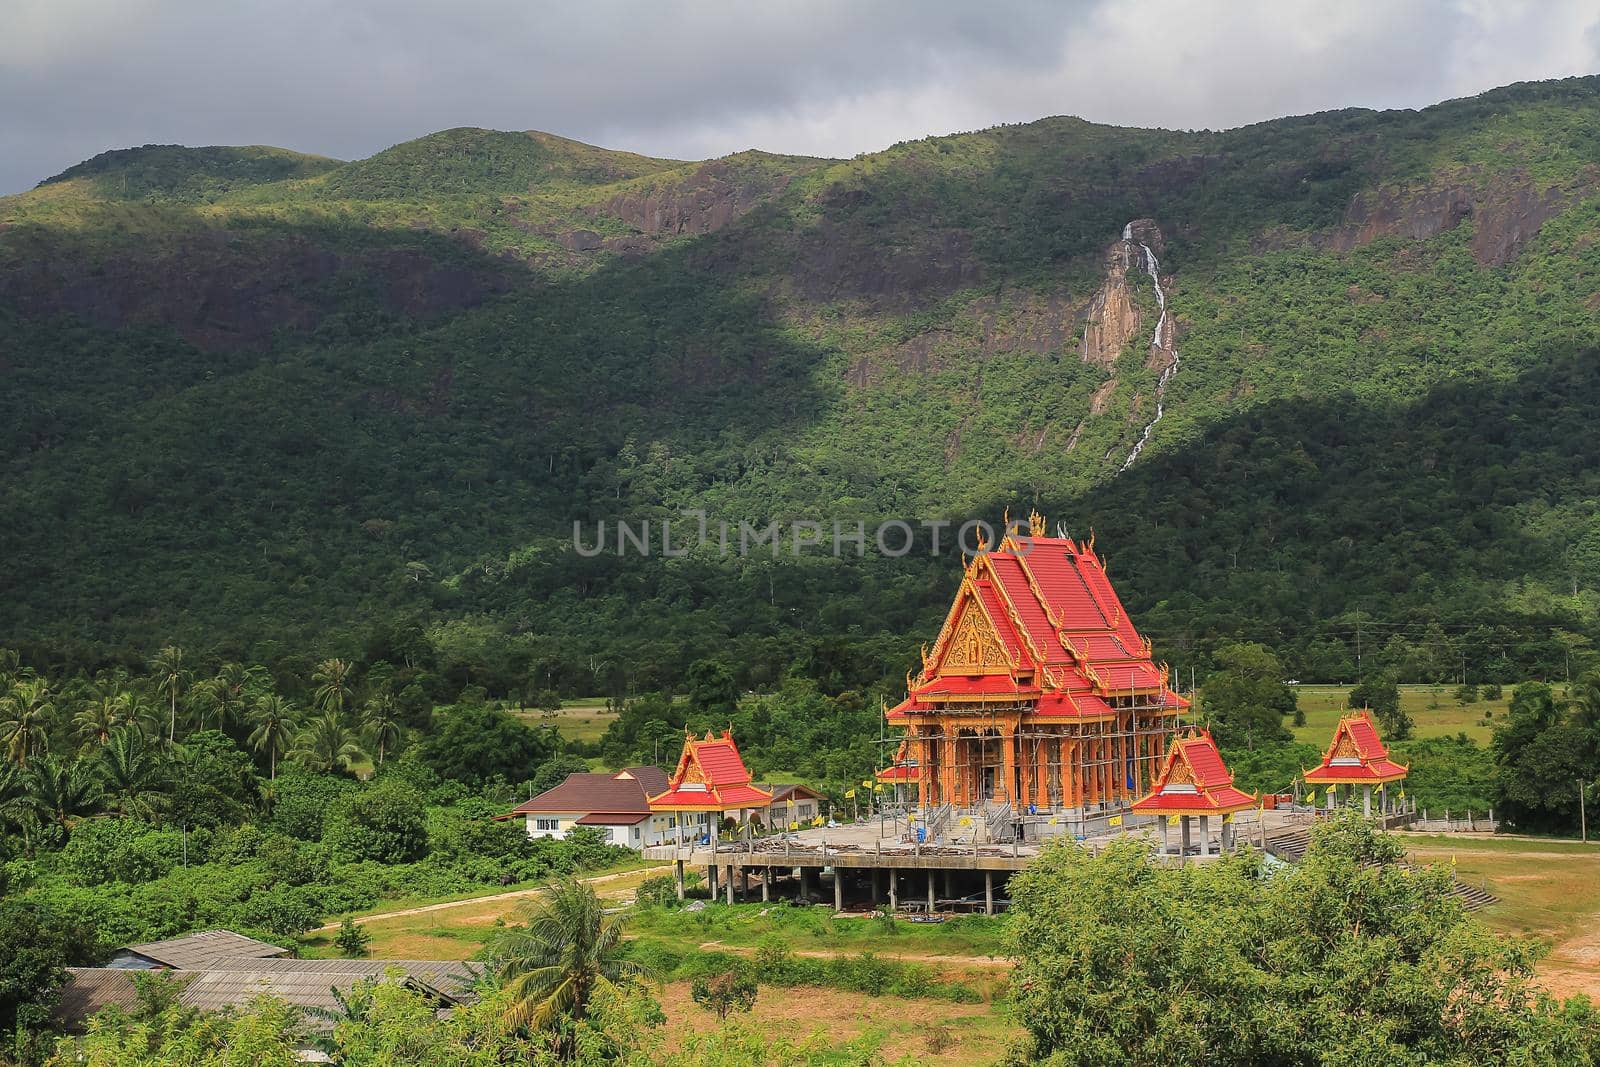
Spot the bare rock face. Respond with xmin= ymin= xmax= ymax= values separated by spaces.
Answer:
xmin=1324 ymin=170 xmax=1595 ymax=266
xmin=1079 ymin=241 xmax=1144 ymax=366
xmin=598 ymin=160 xmax=793 ymax=237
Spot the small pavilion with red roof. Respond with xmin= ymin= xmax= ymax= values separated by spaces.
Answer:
xmin=1303 ymin=710 xmax=1409 ymax=816
xmin=1132 ymin=730 xmax=1257 ymax=856
xmin=875 ymin=739 xmax=920 ymax=806
xmin=887 ymin=511 xmax=1188 ymax=820
xmin=648 ymin=729 xmax=773 ymax=902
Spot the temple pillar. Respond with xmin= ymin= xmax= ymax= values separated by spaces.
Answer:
xmin=941 ymin=733 xmax=957 ymax=808
xmin=1363 ymin=785 xmax=1372 ymax=816
xmin=1002 ymin=732 xmax=1017 ymax=806
xmin=1035 ymin=732 xmax=1049 ymax=810
xmin=1017 ymin=728 xmax=1030 ymax=811
xmin=1180 ymin=816 xmax=1192 ymax=855
xmin=913 ymin=727 xmax=929 ymax=811
xmin=1160 ymin=817 xmax=1169 ymax=855
xmin=1198 ymin=815 xmax=1210 ymax=857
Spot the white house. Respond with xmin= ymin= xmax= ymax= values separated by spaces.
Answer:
xmin=500 ymin=766 xmax=708 ymax=850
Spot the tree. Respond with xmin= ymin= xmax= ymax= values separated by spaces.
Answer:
xmin=248 ymin=694 xmax=299 ymax=780
xmin=1494 ymin=681 xmax=1597 ymax=834
xmin=529 ymin=753 xmax=591 ymax=797
xmin=291 ymin=712 xmax=366 ymax=775
xmin=99 ymin=728 xmax=168 ymax=819
xmin=198 ymin=662 xmax=258 ymax=734
xmin=360 ymin=690 xmax=401 ymax=765
xmin=0 ymin=901 xmax=81 ymax=1040
xmin=689 ymin=969 xmax=758 ymax=1021
xmin=1005 ymin=815 xmax=1600 ymax=1065
xmin=313 ymin=657 xmax=356 ymax=721
xmin=495 ymin=879 xmax=655 ymax=1048
xmin=685 ymin=658 xmax=738 ymax=713
xmin=23 ymin=756 xmax=102 ymax=836
xmin=150 ymin=645 xmax=190 ymax=745
xmin=417 ymin=705 xmax=557 ymax=787
xmin=1350 ymin=672 xmax=1410 ymax=740
xmin=327 ymin=783 xmax=428 ymax=863
xmin=0 ymin=678 xmax=54 ymax=767
xmin=334 ymin=916 xmax=372 ymax=959
xmin=73 ymin=692 xmax=129 ymax=746
xmin=1199 ymin=643 xmax=1295 ymax=749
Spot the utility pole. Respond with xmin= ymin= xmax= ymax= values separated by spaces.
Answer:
xmin=1580 ymin=779 xmax=1589 ymax=845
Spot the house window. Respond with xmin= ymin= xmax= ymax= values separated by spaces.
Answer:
xmin=631 ymin=827 xmax=640 ymax=840
xmin=798 ymin=804 xmax=813 ymax=819
xmin=534 ymin=818 xmax=559 ymax=831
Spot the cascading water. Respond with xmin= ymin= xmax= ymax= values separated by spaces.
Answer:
xmin=1119 ymin=221 xmax=1178 ymax=471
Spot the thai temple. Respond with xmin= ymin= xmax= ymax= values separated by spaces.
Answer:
xmin=887 ymin=511 xmax=1188 ymax=819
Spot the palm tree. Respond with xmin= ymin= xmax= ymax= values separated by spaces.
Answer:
xmin=496 ymin=879 xmax=654 ymax=1044
xmin=0 ymin=762 xmax=25 ymax=829
xmin=1564 ymin=670 xmax=1600 ymax=733
xmin=198 ymin=662 xmax=255 ymax=734
xmin=150 ymin=646 xmax=191 ymax=745
xmin=248 ymin=695 xmax=298 ymax=781
xmin=312 ymin=658 xmax=355 ymax=721
xmin=73 ymin=693 xmax=129 ymax=746
xmin=360 ymin=690 xmax=401 ymax=765
xmin=25 ymin=756 xmax=102 ymax=834
xmin=290 ymin=712 xmax=366 ymax=774
xmin=0 ymin=678 xmax=55 ymax=767
xmin=100 ymin=728 xmax=167 ymax=819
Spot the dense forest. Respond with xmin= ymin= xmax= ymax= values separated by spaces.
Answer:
xmin=3 ymin=77 xmax=1600 ymax=703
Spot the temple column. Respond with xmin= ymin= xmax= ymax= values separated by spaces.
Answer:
xmin=914 ymin=727 xmax=929 ymax=811
xmin=1363 ymin=785 xmax=1372 ymax=816
xmin=1035 ymin=732 xmax=1049 ymax=810
xmin=1180 ymin=816 xmax=1191 ymax=855
xmin=1160 ymin=817 xmax=1169 ymax=854
xmin=1002 ymin=731 xmax=1017 ymax=806
xmin=940 ymin=733 xmax=957 ymax=808
xmin=1198 ymin=815 xmax=1210 ymax=857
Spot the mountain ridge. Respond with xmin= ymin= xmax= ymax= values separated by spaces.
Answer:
xmin=3 ymin=75 xmax=1599 ymax=693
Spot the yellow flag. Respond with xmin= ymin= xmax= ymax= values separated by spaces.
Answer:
xmin=1048 ymin=816 xmax=1058 ymax=825
xmin=1398 ymin=788 xmax=1406 ymax=800
xmin=789 ymin=821 xmax=799 ymax=830
xmin=907 ymin=814 xmax=916 ymax=823
xmin=958 ymin=816 xmax=972 ymax=826
xmin=1306 ymin=790 xmax=1317 ymax=804
xmin=813 ymin=815 xmax=825 ymax=827
xmin=1222 ymin=813 xmax=1233 ymax=824
xmin=845 ymin=789 xmax=856 ymax=799
xmin=1107 ymin=815 xmax=1123 ymax=827
xmin=1167 ymin=815 xmax=1181 ymax=826
xmin=862 ymin=779 xmax=873 ymax=788
xmin=873 ymin=782 xmax=884 ymax=791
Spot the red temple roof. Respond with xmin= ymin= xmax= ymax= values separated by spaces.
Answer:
xmin=647 ymin=729 xmax=774 ymax=811
xmin=895 ymin=517 xmax=1188 ymax=720
xmin=876 ymin=739 xmax=920 ymax=781
xmin=1132 ymin=731 xmax=1257 ymax=815
xmin=1303 ymin=711 xmax=1409 ymax=784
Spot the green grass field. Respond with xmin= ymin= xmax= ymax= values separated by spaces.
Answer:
xmin=506 ymin=698 xmax=617 ymax=744
xmin=1289 ymin=684 xmax=1508 ymax=746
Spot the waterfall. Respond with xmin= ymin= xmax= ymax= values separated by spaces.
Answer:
xmin=1119 ymin=222 xmax=1178 ymax=472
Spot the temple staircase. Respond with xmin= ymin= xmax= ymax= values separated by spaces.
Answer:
xmin=984 ymin=802 xmax=1014 ymax=843
xmin=1264 ymin=827 xmax=1496 ymax=911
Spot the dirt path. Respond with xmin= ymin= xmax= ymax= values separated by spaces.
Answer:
xmin=310 ymin=865 xmax=667 ymax=933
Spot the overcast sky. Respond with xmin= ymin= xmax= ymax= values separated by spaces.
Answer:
xmin=5 ymin=0 xmax=1600 ymax=196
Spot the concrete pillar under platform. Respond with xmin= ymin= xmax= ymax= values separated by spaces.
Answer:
xmin=761 ymin=867 xmax=770 ymax=903
xmin=739 ymin=866 xmax=749 ymax=900
xmin=985 ymin=871 xmax=994 ymax=916
xmin=675 ymin=860 xmax=685 ymax=900
xmin=927 ymin=871 xmax=935 ymax=911
xmin=797 ymin=866 xmax=808 ymax=903
xmin=708 ymin=865 xmax=718 ymax=899
xmin=834 ymin=869 xmax=843 ymax=912
xmin=870 ymin=868 xmax=880 ymax=907
xmin=889 ymin=870 xmax=898 ymax=911
xmin=725 ymin=866 xmax=734 ymax=905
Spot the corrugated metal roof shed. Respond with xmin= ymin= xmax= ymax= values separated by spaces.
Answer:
xmin=114 ymin=929 xmax=289 ymax=970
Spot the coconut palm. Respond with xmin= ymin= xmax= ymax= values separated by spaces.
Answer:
xmin=312 ymin=658 xmax=355 ymax=721
xmin=0 ymin=678 xmax=55 ymax=767
xmin=360 ymin=690 xmax=402 ymax=765
xmin=99 ymin=728 xmax=168 ymax=819
xmin=1564 ymin=670 xmax=1600 ymax=733
xmin=150 ymin=646 xmax=191 ymax=744
xmin=198 ymin=662 xmax=257 ymax=734
xmin=496 ymin=879 xmax=654 ymax=1042
xmin=0 ymin=762 xmax=25 ymax=828
xmin=290 ymin=712 xmax=366 ymax=774
xmin=25 ymin=756 xmax=102 ymax=834
xmin=73 ymin=693 xmax=129 ymax=746
xmin=248 ymin=695 xmax=298 ymax=781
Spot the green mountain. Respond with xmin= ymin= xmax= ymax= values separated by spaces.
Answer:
xmin=3 ymin=78 xmax=1600 ymax=694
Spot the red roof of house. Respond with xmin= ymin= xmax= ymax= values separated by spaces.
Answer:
xmin=1132 ymin=732 xmax=1257 ymax=815
xmin=648 ymin=730 xmax=774 ymax=812
xmin=499 ymin=766 xmax=668 ymax=820
xmin=1303 ymin=711 xmax=1410 ymax=783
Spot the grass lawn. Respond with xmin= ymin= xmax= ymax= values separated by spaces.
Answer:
xmin=1289 ymin=684 xmax=1507 ymax=746
xmin=656 ymin=980 xmax=1018 ymax=1065
xmin=1402 ymin=832 xmax=1600 ymax=1001
xmin=507 ymin=699 xmax=616 ymax=744
xmin=298 ymin=863 xmax=664 ymax=959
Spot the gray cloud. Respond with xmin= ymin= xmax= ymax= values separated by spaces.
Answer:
xmin=3 ymin=0 xmax=1598 ymax=195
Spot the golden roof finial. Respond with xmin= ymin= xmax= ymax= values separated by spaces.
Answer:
xmin=1086 ymin=527 xmax=1096 ymax=552
xmin=1029 ymin=508 xmax=1046 ymax=537
xmin=976 ymin=528 xmax=990 ymax=552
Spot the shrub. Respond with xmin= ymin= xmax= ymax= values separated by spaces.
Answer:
xmin=327 ymin=784 xmax=428 ymax=864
